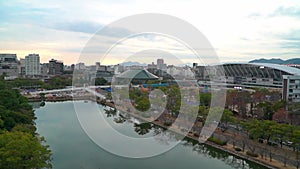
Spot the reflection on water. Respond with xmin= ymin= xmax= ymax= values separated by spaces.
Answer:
xmin=134 ymin=123 xmax=152 ymax=135
xmin=35 ymin=101 xmax=268 ymax=169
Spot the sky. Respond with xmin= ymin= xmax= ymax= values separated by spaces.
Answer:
xmin=0 ymin=0 xmax=300 ymax=65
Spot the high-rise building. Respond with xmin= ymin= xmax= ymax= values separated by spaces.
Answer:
xmin=49 ymin=59 xmax=64 ymax=75
xmin=0 ymin=54 xmax=18 ymax=77
xmin=25 ymin=54 xmax=40 ymax=76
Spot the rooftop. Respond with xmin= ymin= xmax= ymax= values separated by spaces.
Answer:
xmin=220 ymin=62 xmax=300 ymax=75
xmin=116 ymin=69 xmax=159 ymax=80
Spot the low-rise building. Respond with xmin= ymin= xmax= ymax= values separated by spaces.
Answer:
xmin=49 ymin=59 xmax=64 ymax=75
xmin=0 ymin=54 xmax=18 ymax=77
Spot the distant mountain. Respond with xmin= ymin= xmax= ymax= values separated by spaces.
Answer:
xmin=120 ymin=61 xmax=147 ymax=66
xmin=284 ymin=58 xmax=300 ymax=64
xmin=249 ymin=58 xmax=300 ymax=64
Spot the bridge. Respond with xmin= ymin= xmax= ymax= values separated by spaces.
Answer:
xmin=29 ymin=85 xmax=112 ymax=99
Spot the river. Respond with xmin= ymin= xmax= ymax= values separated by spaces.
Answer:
xmin=34 ymin=101 xmax=268 ymax=169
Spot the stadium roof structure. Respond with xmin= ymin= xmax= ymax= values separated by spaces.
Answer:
xmin=221 ymin=62 xmax=300 ymax=75
xmin=115 ymin=69 xmax=159 ymax=80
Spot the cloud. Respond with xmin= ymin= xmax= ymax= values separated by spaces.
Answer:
xmin=272 ymin=6 xmax=300 ymax=18
xmin=276 ymin=29 xmax=300 ymax=41
xmin=271 ymin=29 xmax=300 ymax=54
xmin=247 ymin=12 xmax=262 ymax=19
xmin=49 ymin=21 xmax=104 ymax=34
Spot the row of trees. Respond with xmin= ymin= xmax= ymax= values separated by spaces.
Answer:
xmin=243 ymin=119 xmax=300 ymax=150
xmin=7 ymin=76 xmax=73 ymax=90
xmin=0 ymin=76 xmax=52 ymax=168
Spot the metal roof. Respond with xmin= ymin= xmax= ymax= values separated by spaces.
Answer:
xmin=116 ymin=69 xmax=159 ymax=80
xmin=220 ymin=62 xmax=300 ymax=75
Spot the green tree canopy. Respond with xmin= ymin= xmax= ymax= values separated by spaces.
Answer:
xmin=0 ymin=131 xmax=52 ymax=169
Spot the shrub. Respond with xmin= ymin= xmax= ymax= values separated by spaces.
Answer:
xmin=234 ymin=147 xmax=242 ymax=151
xmin=246 ymin=151 xmax=258 ymax=157
xmin=164 ymin=121 xmax=172 ymax=126
xmin=208 ymin=137 xmax=227 ymax=146
xmin=193 ymin=133 xmax=200 ymax=137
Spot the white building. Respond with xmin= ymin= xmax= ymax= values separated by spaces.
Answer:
xmin=25 ymin=54 xmax=40 ymax=76
xmin=167 ymin=65 xmax=194 ymax=80
xmin=283 ymin=75 xmax=300 ymax=102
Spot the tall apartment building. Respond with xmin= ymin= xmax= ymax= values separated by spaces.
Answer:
xmin=49 ymin=59 xmax=64 ymax=75
xmin=25 ymin=54 xmax=40 ymax=76
xmin=0 ymin=54 xmax=18 ymax=77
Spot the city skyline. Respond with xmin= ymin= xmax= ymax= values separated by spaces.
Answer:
xmin=3 ymin=52 xmax=300 ymax=67
xmin=1 ymin=0 xmax=300 ymax=65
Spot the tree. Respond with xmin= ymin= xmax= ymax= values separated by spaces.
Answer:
xmin=226 ymin=90 xmax=250 ymax=117
xmin=221 ymin=109 xmax=234 ymax=128
xmin=292 ymin=128 xmax=300 ymax=160
xmin=0 ymin=131 xmax=52 ymax=169
xmin=165 ymin=86 xmax=181 ymax=116
xmin=106 ymin=92 xmax=112 ymax=101
xmin=95 ymin=78 xmax=108 ymax=85
xmin=256 ymin=102 xmax=273 ymax=120
xmin=135 ymin=97 xmax=150 ymax=112
xmin=0 ymin=79 xmax=52 ymax=168
xmin=200 ymin=93 xmax=211 ymax=106
xmin=134 ymin=123 xmax=152 ymax=135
